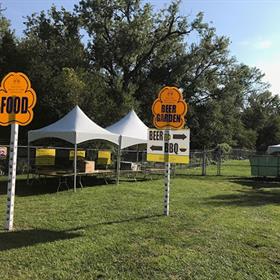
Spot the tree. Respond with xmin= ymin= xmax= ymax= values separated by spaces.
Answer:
xmin=0 ymin=7 xmax=22 ymax=142
xmin=0 ymin=4 xmax=25 ymax=74
xmin=0 ymin=0 xmax=276 ymax=150
xmin=18 ymin=6 xmax=88 ymax=131
xmin=243 ymin=91 xmax=280 ymax=151
xmin=78 ymin=0 xmax=267 ymax=147
xmin=77 ymin=0 xmax=214 ymax=121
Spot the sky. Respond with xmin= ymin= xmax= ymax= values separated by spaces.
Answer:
xmin=1 ymin=0 xmax=280 ymax=94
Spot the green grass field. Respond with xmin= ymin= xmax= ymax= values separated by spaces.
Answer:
xmin=0 ymin=161 xmax=280 ymax=279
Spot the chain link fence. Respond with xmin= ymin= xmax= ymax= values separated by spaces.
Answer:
xmin=171 ymin=149 xmax=255 ymax=177
xmin=0 ymin=144 xmax=255 ymax=178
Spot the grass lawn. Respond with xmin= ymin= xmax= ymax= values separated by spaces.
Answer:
xmin=0 ymin=161 xmax=280 ymax=279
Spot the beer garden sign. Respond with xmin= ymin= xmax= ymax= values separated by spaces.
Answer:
xmin=148 ymin=86 xmax=189 ymax=216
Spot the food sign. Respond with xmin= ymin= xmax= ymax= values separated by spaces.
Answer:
xmin=0 ymin=72 xmax=37 ymax=231
xmin=0 ymin=72 xmax=37 ymax=126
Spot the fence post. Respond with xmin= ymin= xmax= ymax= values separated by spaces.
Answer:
xmin=217 ymin=149 xmax=221 ymax=176
xmin=202 ymin=148 xmax=207 ymax=176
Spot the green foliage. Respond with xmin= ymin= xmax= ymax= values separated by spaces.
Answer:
xmin=216 ymin=143 xmax=232 ymax=154
xmin=0 ymin=0 xmax=277 ymax=150
xmin=243 ymin=91 xmax=280 ymax=151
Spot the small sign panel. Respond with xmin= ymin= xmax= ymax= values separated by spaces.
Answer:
xmin=69 ymin=150 xmax=86 ymax=160
xmin=35 ymin=148 xmax=56 ymax=166
xmin=147 ymin=129 xmax=190 ymax=163
xmin=0 ymin=72 xmax=37 ymax=126
xmin=152 ymin=86 xmax=187 ymax=129
xmin=97 ymin=150 xmax=112 ymax=165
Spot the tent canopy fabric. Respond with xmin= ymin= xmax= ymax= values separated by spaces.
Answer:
xmin=106 ymin=110 xmax=148 ymax=149
xmin=28 ymin=106 xmax=119 ymax=145
xmin=267 ymin=144 xmax=280 ymax=155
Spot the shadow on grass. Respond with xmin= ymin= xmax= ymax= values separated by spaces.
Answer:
xmin=230 ymin=178 xmax=280 ymax=189
xmin=206 ymin=188 xmax=280 ymax=207
xmin=0 ymin=214 xmax=161 ymax=251
xmin=173 ymin=173 xmax=237 ymax=181
xmin=0 ymin=228 xmax=82 ymax=251
xmin=90 ymin=214 xmax=163 ymax=226
xmin=0 ymin=176 xmax=116 ymax=196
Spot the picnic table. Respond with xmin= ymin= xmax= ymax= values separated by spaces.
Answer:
xmin=32 ymin=169 xmax=115 ymax=191
xmin=31 ymin=167 xmax=166 ymax=191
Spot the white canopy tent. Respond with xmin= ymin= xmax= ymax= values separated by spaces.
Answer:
xmin=28 ymin=105 xmax=119 ymax=191
xmin=106 ymin=109 xmax=148 ymax=149
xmin=106 ymin=110 xmax=148 ymax=184
xmin=267 ymin=144 xmax=280 ymax=155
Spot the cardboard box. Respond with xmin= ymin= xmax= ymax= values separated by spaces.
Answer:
xmin=85 ymin=161 xmax=95 ymax=173
xmin=78 ymin=161 xmax=95 ymax=173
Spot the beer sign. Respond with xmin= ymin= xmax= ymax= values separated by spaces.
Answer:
xmin=147 ymin=129 xmax=190 ymax=164
xmin=152 ymin=86 xmax=187 ymax=129
xmin=151 ymin=86 xmax=189 ymax=216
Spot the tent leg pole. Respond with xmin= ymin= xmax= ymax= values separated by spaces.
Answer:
xmin=74 ymin=144 xmax=77 ymax=192
xmin=116 ymin=136 xmax=122 ymax=185
xmin=136 ymin=144 xmax=139 ymax=162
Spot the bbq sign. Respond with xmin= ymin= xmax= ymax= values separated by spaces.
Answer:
xmin=147 ymin=129 xmax=190 ymax=163
xmin=152 ymin=86 xmax=187 ymax=129
xmin=0 ymin=72 xmax=37 ymax=126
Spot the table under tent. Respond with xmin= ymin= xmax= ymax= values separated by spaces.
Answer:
xmin=28 ymin=106 xmax=119 ymax=191
xmin=106 ymin=110 xmax=150 ymax=183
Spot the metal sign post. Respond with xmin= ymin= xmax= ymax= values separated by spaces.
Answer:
xmin=116 ymin=135 xmax=122 ymax=185
xmin=164 ymin=129 xmax=171 ymax=216
xmin=5 ymin=123 xmax=19 ymax=230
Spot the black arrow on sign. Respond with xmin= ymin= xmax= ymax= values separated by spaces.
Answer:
xmin=180 ymin=148 xmax=187 ymax=152
xmin=150 ymin=145 xmax=163 ymax=151
xmin=173 ymin=134 xmax=187 ymax=140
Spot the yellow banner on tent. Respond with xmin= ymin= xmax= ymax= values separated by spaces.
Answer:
xmin=69 ymin=150 xmax=86 ymax=160
xmin=35 ymin=148 xmax=55 ymax=166
xmin=147 ymin=153 xmax=189 ymax=164
xmin=97 ymin=150 xmax=112 ymax=165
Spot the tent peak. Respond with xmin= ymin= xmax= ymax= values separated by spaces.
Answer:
xmin=106 ymin=110 xmax=148 ymax=148
xmin=28 ymin=106 xmax=119 ymax=145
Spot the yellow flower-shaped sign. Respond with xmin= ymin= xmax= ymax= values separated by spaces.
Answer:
xmin=0 ymin=72 xmax=37 ymax=126
xmin=152 ymin=86 xmax=187 ymax=129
